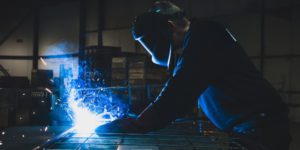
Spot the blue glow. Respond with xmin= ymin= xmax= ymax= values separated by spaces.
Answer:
xmin=67 ymin=85 xmax=126 ymax=133
xmin=44 ymin=41 xmax=78 ymax=55
xmin=67 ymin=89 xmax=116 ymax=132
xmin=44 ymin=42 xmax=128 ymax=133
xmin=137 ymin=38 xmax=171 ymax=67
xmin=137 ymin=37 xmax=154 ymax=56
xmin=63 ymin=67 xmax=128 ymax=133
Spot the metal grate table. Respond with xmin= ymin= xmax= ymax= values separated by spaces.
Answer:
xmin=34 ymin=120 xmax=247 ymax=150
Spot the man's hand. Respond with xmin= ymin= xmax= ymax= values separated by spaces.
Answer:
xmin=95 ymin=118 xmax=144 ymax=134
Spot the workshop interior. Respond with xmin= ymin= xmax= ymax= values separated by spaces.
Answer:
xmin=0 ymin=0 xmax=299 ymax=149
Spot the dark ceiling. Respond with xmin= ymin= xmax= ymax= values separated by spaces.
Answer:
xmin=1 ymin=0 xmax=79 ymax=9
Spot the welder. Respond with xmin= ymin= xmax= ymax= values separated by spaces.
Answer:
xmin=96 ymin=1 xmax=291 ymax=150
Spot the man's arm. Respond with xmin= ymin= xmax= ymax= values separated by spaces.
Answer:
xmin=135 ymin=26 xmax=221 ymax=132
xmin=135 ymin=68 xmax=207 ymax=132
xmin=135 ymin=22 xmax=228 ymax=132
xmin=95 ymin=21 xmax=224 ymax=134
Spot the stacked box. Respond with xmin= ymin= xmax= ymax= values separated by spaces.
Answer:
xmin=111 ymin=57 xmax=128 ymax=86
xmin=128 ymin=56 xmax=168 ymax=85
xmin=128 ymin=57 xmax=146 ymax=85
xmin=111 ymin=55 xmax=168 ymax=86
xmin=145 ymin=59 xmax=168 ymax=81
xmin=111 ymin=55 xmax=169 ymax=114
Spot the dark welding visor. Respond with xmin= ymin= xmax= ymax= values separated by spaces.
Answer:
xmin=132 ymin=12 xmax=172 ymax=67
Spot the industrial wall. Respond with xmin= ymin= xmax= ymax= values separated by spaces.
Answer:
xmin=0 ymin=0 xmax=299 ymax=122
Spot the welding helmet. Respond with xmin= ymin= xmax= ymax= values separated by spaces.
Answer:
xmin=132 ymin=12 xmax=173 ymax=67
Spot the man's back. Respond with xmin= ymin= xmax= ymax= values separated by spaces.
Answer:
xmin=179 ymin=19 xmax=290 ymax=149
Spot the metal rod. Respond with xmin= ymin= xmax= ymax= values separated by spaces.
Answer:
xmin=0 ymin=56 xmax=33 ymax=60
xmin=128 ymin=85 xmax=132 ymax=105
xmin=32 ymin=3 xmax=39 ymax=70
xmin=98 ymin=0 xmax=106 ymax=47
xmin=79 ymin=0 xmax=86 ymax=61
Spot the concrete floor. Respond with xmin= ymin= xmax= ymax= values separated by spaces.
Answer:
xmin=0 ymin=122 xmax=299 ymax=150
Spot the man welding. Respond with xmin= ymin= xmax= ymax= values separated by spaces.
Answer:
xmin=96 ymin=1 xmax=291 ymax=150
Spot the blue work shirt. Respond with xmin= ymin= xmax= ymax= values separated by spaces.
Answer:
xmin=136 ymin=19 xmax=289 ymax=133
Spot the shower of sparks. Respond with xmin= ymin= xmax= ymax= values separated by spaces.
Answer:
xmin=67 ymin=88 xmax=121 ymax=133
xmin=58 ymin=66 xmax=128 ymax=133
xmin=53 ymin=58 xmax=128 ymax=133
xmin=43 ymin=43 xmax=128 ymax=133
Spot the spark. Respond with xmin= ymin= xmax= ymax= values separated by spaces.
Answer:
xmin=32 ymin=111 xmax=36 ymax=115
xmin=40 ymin=57 xmax=47 ymax=66
xmin=22 ymin=93 xmax=26 ymax=96
xmin=1 ymin=132 xmax=5 ymax=135
xmin=38 ymin=48 xmax=128 ymax=134
xmin=44 ymin=126 xmax=48 ymax=132
xmin=45 ymin=88 xmax=52 ymax=94
xmin=0 ymin=141 xmax=2 ymax=146
xmin=67 ymin=89 xmax=117 ymax=133
xmin=19 ymin=116 xmax=23 ymax=120
xmin=21 ymin=134 xmax=25 ymax=138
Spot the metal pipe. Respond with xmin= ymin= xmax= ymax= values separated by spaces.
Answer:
xmin=79 ymin=0 xmax=86 ymax=61
xmin=98 ymin=0 xmax=106 ymax=47
xmin=260 ymin=0 xmax=266 ymax=74
xmin=32 ymin=3 xmax=39 ymax=70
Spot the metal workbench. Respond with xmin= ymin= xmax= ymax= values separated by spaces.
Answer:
xmin=34 ymin=120 xmax=247 ymax=150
